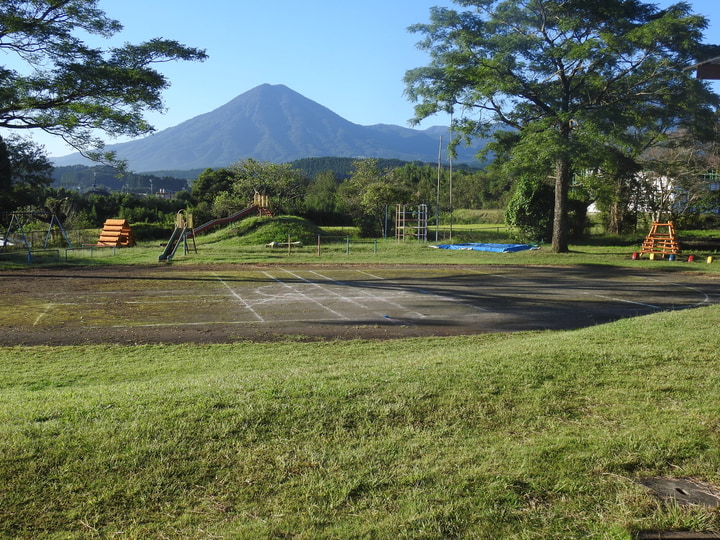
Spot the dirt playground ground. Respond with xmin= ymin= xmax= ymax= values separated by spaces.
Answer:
xmin=1 ymin=263 xmax=718 ymax=346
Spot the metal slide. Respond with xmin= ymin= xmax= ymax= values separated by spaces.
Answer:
xmin=158 ymin=206 xmax=259 ymax=261
xmin=158 ymin=225 xmax=186 ymax=261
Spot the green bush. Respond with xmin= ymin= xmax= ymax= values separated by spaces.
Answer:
xmin=505 ymin=176 xmax=554 ymax=242
xmin=677 ymin=213 xmax=720 ymax=230
xmin=130 ymin=222 xmax=172 ymax=242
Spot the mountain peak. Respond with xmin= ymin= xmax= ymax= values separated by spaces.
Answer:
xmin=53 ymin=84 xmax=483 ymax=171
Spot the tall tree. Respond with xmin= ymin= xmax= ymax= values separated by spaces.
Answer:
xmin=0 ymin=0 xmax=206 ymax=166
xmin=337 ymin=159 xmax=412 ymax=236
xmin=405 ymin=0 xmax=720 ymax=252
xmin=304 ymin=170 xmax=341 ymax=220
xmin=227 ymin=159 xmax=308 ymax=216
xmin=191 ymin=168 xmax=237 ymax=208
xmin=2 ymin=135 xmax=54 ymax=210
xmin=637 ymin=128 xmax=720 ymax=222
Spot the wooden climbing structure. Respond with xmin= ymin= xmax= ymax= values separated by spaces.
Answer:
xmin=97 ymin=219 xmax=135 ymax=247
xmin=253 ymin=193 xmax=273 ymax=217
xmin=640 ymin=221 xmax=681 ymax=257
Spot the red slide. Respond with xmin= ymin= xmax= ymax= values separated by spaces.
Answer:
xmin=191 ymin=205 xmax=258 ymax=236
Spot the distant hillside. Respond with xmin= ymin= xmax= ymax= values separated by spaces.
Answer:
xmin=52 ymin=84 xmax=487 ymax=172
xmin=287 ymin=157 xmax=481 ymax=180
xmin=288 ymin=157 xmax=423 ymax=179
xmin=52 ymin=165 xmax=190 ymax=194
xmin=52 ymin=157 xmax=479 ymax=195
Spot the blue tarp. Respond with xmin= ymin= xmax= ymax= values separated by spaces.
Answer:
xmin=431 ymin=243 xmax=538 ymax=253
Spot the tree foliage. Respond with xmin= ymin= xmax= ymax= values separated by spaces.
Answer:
xmin=637 ymin=129 xmax=720 ymax=222
xmin=227 ymin=159 xmax=308 ymax=216
xmin=504 ymin=176 xmax=554 ymax=243
xmin=0 ymin=135 xmax=53 ymax=212
xmin=336 ymin=160 xmax=397 ymax=235
xmin=304 ymin=170 xmax=344 ymax=225
xmin=0 ymin=0 xmax=206 ymax=162
xmin=191 ymin=168 xmax=236 ymax=207
xmin=405 ymin=0 xmax=720 ymax=251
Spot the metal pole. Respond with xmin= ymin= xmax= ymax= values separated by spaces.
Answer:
xmin=449 ymin=113 xmax=453 ymax=242
xmin=384 ymin=205 xmax=388 ymax=240
xmin=436 ymin=136 xmax=441 ymax=242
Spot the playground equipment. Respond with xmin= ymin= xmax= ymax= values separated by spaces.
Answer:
xmin=190 ymin=193 xmax=273 ymax=236
xmin=639 ymin=221 xmax=681 ymax=257
xmin=96 ymin=219 xmax=135 ymax=247
xmin=191 ymin=205 xmax=259 ymax=236
xmin=159 ymin=194 xmax=273 ymax=261
xmin=159 ymin=210 xmax=196 ymax=261
xmin=0 ymin=211 xmax=73 ymax=263
xmin=395 ymin=204 xmax=428 ymax=242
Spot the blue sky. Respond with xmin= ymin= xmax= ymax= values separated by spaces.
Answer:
xmin=12 ymin=0 xmax=720 ymax=157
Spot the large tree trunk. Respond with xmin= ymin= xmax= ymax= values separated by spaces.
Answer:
xmin=607 ymin=200 xmax=621 ymax=235
xmin=0 ymin=136 xmax=13 ymax=213
xmin=606 ymin=178 xmax=629 ymax=235
xmin=552 ymin=156 xmax=571 ymax=253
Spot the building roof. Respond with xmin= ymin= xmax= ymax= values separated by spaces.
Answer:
xmin=690 ymin=56 xmax=720 ymax=80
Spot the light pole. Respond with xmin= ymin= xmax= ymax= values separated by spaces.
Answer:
xmin=448 ymin=111 xmax=453 ymax=242
xmin=436 ymin=135 xmax=441 ymax=242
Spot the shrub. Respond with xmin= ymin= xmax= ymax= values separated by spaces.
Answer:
xmin=505 ymin=176 xmax=554 ymax=242
xmin=130 ymin=222 xmax=172 ymax=241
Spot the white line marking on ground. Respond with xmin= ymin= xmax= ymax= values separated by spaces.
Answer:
xmin=355 ymin=270 xmax=490 ymax=312
xmin=587 ymin=276 xmax=711 ymax=310
xmin=213 ymin=273 xmax=264 ymax=322
xmin=645 ymin=278 xmax=711 ymax=307
xmin=123 ymin=299 xmax=222 ymax=305
xmin=262 ymin=271 xmax=349 ymax=320
xmin=588 ymin=293 xmax=660 ymax=309
xmin=280 ymin=269 xmax=375 ymax=310
xmin=99 ymin=318 xmax=349 ymax=330
xmin=306 ymin=270 xmax=427 ymax=318
xmin=33 ymin=303 xmax=54 ymax=326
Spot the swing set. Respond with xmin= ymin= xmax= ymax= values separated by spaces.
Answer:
xmin=0 ymin=211 xmax=73 ymax=263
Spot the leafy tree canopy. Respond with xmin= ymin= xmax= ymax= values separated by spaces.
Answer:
xmin=405 ymin=0 xmax=720 ymax=251
xmin=0 ymin=135 xmax=52 ymax=210
xmin=227 ymin=159 xmax=308 ymax=216
xmin=0 ymin=0 xmax=207 ymax=163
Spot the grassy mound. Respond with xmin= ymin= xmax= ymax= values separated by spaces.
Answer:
xmin=234 ymin=215 xmax=325 ymax=245
xmin=187 ymin=215 xmax=325 ymax=248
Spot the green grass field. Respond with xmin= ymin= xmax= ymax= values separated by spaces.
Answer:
xmin=2 ymin=222 xmax=720 ymax=538
xmin=2 ymin=305 xmax=720 ymax=538
xmin=16 ymin=227 xmax=719 ymax=271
